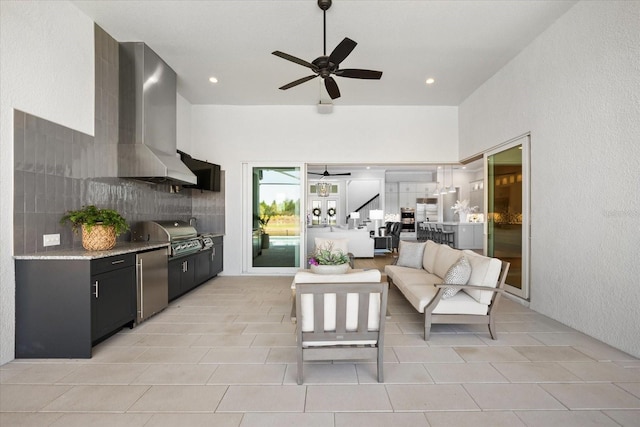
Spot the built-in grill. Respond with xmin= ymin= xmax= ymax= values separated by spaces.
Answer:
xmin=132 ymin=220 xmax=203 ymax=257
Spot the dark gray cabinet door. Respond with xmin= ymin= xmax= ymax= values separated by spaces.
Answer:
xmin=91 ymin=265 xmax=136 ymax=343
xmin=168 ymin=256 xmax=196 ymax=301
xmin=210 ymin=239 xmax=223 ymax=277
xmin=194 ymin=249 xmax=212 ymax=285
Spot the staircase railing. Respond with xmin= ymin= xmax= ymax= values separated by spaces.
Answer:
xmin=348 ymin=193 xmax=381 ymax=225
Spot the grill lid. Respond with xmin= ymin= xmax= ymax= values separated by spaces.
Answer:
xmin=132 ymin=220 xmax=198 ymax=242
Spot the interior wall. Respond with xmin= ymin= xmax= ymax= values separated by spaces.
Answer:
xmin=0 ymin=1 xmax=95 ymax=365
xmin=191 ymin=105 xmax=459 ymax=275
xmin=459 ymin=1 xmax=640 ymax=358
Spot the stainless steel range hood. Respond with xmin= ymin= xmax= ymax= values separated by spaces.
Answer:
xmin=118 ymin=42 xmax=196 ymax=185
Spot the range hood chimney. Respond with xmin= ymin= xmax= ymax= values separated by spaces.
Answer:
xmin=118 ymin=42 xmax=196 ymax=185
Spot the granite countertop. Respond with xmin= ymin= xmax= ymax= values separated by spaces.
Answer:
xmin=14 ymin=241 xmax=170 ymax=260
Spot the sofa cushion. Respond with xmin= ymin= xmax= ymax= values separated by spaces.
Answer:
xmin=396 ymin=240 xmax=426 ymax=269
xmin=433 ymin=244 xmax=463 ymax=279
xmin=442 ymin=256 xmax=472 ymax=299
xmin=293 ymin=269 xmax=381 ymax=288
xmin=315 ymin=237 xmax=349 ymax=254
xmin=462 ymin=250 xmax=503 ymax=304
xmin=400 ymin=283 xmax=489 ymax=315
xmin=422 ymin=240 xmax=440 ymax=273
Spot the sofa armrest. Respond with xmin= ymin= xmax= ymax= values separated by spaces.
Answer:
xmin=434 ymin=284 xmax=506 ymax=294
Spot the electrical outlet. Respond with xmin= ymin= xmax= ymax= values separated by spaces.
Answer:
xmin=43 ymin=234 xmax=60 ymax=247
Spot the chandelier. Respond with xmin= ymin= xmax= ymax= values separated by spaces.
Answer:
xmin=317 ymin=181 xmax=331 ymax=197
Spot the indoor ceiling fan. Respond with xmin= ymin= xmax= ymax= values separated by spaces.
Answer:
xmin=308 ymin=165 xmax=351 ymax=177
xmin=272 ymin=0 xmax=383 ymax=100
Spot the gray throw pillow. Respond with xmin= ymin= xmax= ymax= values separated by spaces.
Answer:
xmin=396 ymin=241 xmax=427 ymax=269
xmin=442 ymin=256 xmax=472 ymax=299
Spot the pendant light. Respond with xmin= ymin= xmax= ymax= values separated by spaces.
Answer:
xmin=449 ymin=165 xmax=457 ymax=193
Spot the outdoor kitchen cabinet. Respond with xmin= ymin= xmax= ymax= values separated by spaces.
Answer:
xmin=168 ymin=249 xmax=214 ymax=301
xmin=91 ymin=254 xmax=136 ymax=343
xmin=168 ymin=256 xmax=196 ymax=301
xmin=210 ymin=236 xmax=223 ymax=278
xmin=15 ymin=254 xmax=136 ymax=358
xmin=195 ymin=249 xmax=212 ymax=285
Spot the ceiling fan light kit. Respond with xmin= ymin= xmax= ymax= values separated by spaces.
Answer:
xmin=272 ymin=0 xmax=382 ymax=101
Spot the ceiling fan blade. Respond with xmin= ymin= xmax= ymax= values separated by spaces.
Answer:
xmin=307 ymin=172 xmax=326 ymax=176
xmin=331 ymin=172 xmax=351 ymax=176
xmin=272 ymin=51 xmax=318 ymax=71
xmin=329 ymin=37 xmax=357 ymax=66
xmin=279 ymin=75 xmax=318 ymax=90
xmin=324 ymin=77 xmax=341 ymax=99
xmin=335 ymin=69 xmax=383 ymax=80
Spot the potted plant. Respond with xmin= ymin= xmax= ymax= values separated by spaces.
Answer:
xmin=258 ymin=214 xmax=271 ymax=249
xmin=60 ymin=205 xmax=129 ymax=251
xmin=451 ymin=199 xmax=478 ymax=223
xmin=308 ymin=243 xmax=351 ymax=274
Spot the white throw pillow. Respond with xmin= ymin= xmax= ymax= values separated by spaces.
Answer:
xmin=396 ymin=240 xmax=427 ymax=269
xmin=441 ymin=256 xmax=472 ymax=299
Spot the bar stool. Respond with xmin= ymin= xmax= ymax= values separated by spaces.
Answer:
xmin=417 ymin=223 xmax=428 ymax=241
xmin=436 ymin=224 xmax=455 ymax=247
xmin=427 ymin=223 xmax=439 ymax=243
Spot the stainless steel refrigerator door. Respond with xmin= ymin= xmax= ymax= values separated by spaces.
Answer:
xmin=136 ymin=248 xmax=169 ymax=324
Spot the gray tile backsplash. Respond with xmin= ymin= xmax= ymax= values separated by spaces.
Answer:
xmin=12 ymin=25 xmax=225 ymax=255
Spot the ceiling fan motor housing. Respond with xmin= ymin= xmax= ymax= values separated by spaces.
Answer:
xmin=312 ymin=56 xmax=337 ymax=78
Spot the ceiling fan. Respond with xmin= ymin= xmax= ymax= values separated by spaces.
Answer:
xmin=308 ymin=165 xmax=351 ymax=177
xmin=272 ymin=0 xmax=383 ymax=100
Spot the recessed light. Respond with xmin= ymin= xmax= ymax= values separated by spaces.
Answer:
xmin=425 ymin=78 xmax=435 ymax=85
xmin=209 ymin=76 xmax=218 ymax=83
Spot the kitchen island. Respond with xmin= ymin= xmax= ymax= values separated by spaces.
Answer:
xmin=418 ymin=222 xmax=484 ymax=250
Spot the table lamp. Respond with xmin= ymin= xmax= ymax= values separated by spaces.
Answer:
xmin=370 ymin=210 xmax=384 ymax=236
xmin=350 ymin=212 xmax=360 ymax=228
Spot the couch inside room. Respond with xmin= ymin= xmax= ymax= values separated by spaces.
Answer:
xmin=306 ymin=226 xmax=374 ymax=258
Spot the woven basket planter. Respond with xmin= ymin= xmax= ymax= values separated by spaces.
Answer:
xmin=81 ymin=224 xmax=116 ymax=251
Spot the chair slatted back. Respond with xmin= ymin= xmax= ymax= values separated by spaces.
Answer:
xmin=297 ymin=282 xmax=388 ymax=345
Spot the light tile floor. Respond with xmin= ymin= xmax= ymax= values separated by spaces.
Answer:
xmin=2 ymin=275 xmax=640 ymax=427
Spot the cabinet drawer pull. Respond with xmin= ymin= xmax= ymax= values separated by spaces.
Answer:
xmin=111 ymin=259 xmax=125 ymax=265
xmin=93 ymin=280 xmax=99 ymax=298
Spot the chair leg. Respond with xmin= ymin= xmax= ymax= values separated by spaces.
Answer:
xmin=297 ymin=347 xmax=304 ymax=385
xmin=424 ymin=312 xmax=432 ymax=340
xmin=488 ymin=318 xmax=498 ymax=340
xmin=377 ymin=345 xmax=384 ymax=383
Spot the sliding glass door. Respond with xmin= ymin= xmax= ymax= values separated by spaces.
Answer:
xmin=244 ymin=164 xmax=302 ymax=273
xmin=486 ymin=135 xmax=530 ymax=299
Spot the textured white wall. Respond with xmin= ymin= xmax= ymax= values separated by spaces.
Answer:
xmin=0 ymin=1 xmax=95 ymax=365
xmin=176 ymin=93 xmax=192 ymax=154
xmin=459 ymin=1 xmax=640 ymax=357
xmin=191 ymin=105 xmax=459 ymax=275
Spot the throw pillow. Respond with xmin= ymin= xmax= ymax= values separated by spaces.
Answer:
xmin=396 ymin=240 xmax=427 ymax=269
xmin=442 ymin=256 xmax=472 ymax=299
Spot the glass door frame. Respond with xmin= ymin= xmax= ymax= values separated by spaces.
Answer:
xmin=484 ymin=134 xmax=531 ymax=300
xmin=242 ymin=162 xmax=306 ymax=275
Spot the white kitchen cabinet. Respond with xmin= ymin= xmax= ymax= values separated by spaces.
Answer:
xmin=399 ymin=182 xmax=417 ymax=193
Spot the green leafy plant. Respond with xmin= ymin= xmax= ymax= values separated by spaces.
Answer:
xmin=60 ymin=205 xmax=129 ymax=236
xmin=308 ymin=243 xmax=350 ymax=266
xmin=258 ymin=214 xmax=271 ymax=233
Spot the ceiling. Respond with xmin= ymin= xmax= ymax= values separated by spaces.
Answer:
xmin=73 ymin=0 xmax=576 ymax=106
